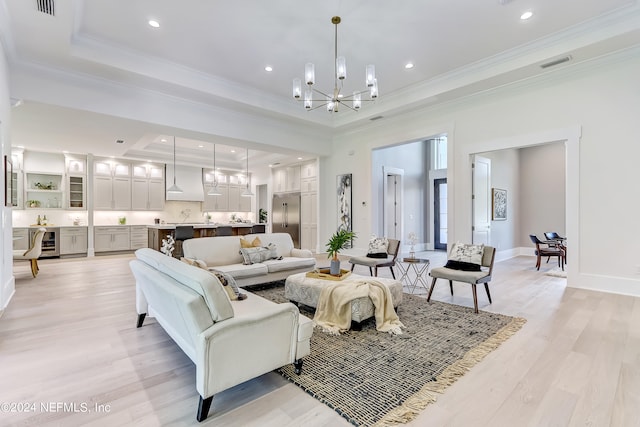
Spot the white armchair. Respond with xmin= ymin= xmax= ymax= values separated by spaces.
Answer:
xmin=13 ymin=227 xmax=46 ymax=278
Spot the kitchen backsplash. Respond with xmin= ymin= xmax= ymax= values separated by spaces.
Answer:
xmin=12 ymin=200 xmax=255 ymax=227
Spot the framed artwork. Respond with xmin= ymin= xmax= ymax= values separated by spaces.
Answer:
xmin=4 ymin=155 xmax=12 ymax=207
xmin=336 ymin=173 xmax=353 ymax=247
xmin=492 ymin=188 xmax=507 ymax=221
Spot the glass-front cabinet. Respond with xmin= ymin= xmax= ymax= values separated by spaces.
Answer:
xmin=65 ymin=154 xmax=86 ymax=209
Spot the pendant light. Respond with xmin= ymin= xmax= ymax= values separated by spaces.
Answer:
xmin=207 ymin=144 xmax=222 ymax=196
xmin=166 ymin=136 xmax=183 ymax=193
xmin=241 ymin=148 xmax=254 ymax=197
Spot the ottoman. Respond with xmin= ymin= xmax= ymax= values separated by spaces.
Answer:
xmin=284 ymin=272 xmax=403 ymax=326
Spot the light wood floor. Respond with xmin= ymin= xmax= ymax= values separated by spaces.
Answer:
xmin=2 ymin=252 xmax=639 ymax=426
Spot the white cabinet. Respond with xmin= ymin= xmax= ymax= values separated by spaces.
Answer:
xmin=94 ymin=159 xmax=131 ymax=210
xmin=273 ymin=165 xmax=301 ymax=193
xmin=11 ymin=170 xmax=23 ymax=209
xmin=67 ymin=175 xmax=86 ymax=209
xmin=94 ymin=226 xmax=130 ymax=252
xmin=301 ymin=161 xmax=316 ymax=179
xmin=203 ymin=183 xmax=229 ymax=212
xmin=301 ymin=192 xmax=318 ymax=252
xmin=129 ymin=225 xmax=148 ymax=250
xmin=24 ymin=172 xmax=64 ymax=209
xmin=12 ymin=228 xmax=29 ymax=251
xmin=60 ymin=227 xmax=88 ymax=255
xmin=132 ymin=163 xmax=164 ymax=211
xmin=228 ymin=185 xmax=251 ymax=212
xmin=132 ymin=178 xmax=165 ymax=211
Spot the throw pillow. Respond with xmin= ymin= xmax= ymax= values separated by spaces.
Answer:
xmin=240 ymin=244 xmax=282 ymax=265
xmin=209 ymin=270 xmax=247 ymax=301
xmin=240 ymin=236 xmax=262 ymax=248
xmin=444 ymin=259 xmax=482 ymax=271
xmin=448 ymin=242 xmax=484 ymax=265
xmin=366 ymin=252 xmax=388 ymax=259
xmin=367 ymin=235 xmax=388 ymax=255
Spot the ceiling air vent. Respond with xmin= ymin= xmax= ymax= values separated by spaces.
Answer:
xmin=36 ymin=0 xmax=55 ymax=16
xmin=540 ymin=56 xmax=572 ymax=69
xmin=369 ymin=115 xmax=384 ymax=121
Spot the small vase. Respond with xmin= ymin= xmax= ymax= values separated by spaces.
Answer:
xmin=330 ymin=259 xmax=341 ymax=276
xmin=409 ymin=251 xmax=415 ymax=259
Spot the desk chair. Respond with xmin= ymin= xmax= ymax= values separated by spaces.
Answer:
xmin=13 ymin=227 xmax=46 ymax=278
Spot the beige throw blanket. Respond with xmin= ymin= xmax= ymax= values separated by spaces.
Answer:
xmin=313 ymin=279 xmax=404 ymax=335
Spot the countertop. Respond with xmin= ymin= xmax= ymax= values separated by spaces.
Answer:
xmin=147 ymin=223 xmax=255 ymax=230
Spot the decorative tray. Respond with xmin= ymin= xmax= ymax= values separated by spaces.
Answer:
xmin=306 ymin=268 xmax=352 ymax=281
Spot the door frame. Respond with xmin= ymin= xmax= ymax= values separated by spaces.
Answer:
xmin=382 ymin=166 xmax=404 ymax=241
xmin=433 ymin=177 xmax=447 ymax=250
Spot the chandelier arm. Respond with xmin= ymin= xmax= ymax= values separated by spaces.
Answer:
xmin=311 ymin=87 xmax=333 ymax=99
xmin=336 ymin=100 xmax=358 ymax=112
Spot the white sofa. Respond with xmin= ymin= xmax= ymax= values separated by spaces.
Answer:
xmin=130 ymin=248 xmax=313 ymax=422
xmin=182 ymin=233 xmax=316 ymax=287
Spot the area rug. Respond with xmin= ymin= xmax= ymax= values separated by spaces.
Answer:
xmin=251 ymin=282 xmax=526 ymax=427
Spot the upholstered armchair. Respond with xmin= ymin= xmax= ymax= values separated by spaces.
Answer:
xmin=13 ymin=227 xmax=46 ymax=278
xmin=349 ymin=238 xmax=401 ymax=279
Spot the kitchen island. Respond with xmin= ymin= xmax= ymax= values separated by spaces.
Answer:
xmin=147 ymin=223 xmax=265 ymax=252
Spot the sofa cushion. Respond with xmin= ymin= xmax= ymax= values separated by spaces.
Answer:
xmin=135 ymin=248 xmax=234 ymax=322
xmin=183 ymin=236 xmax=244 ymax=267
xmin=263 ymin=256 xmax=316 ymax=273
xmin=213 ymin=262 xmax=268 ymax=279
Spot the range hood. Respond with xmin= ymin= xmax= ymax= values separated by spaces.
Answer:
xmin=165 ymin=164 xmax=205 ymax=201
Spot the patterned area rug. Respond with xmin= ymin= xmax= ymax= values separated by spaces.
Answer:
xmin=251 ymin=282 xmax=526 ymax=427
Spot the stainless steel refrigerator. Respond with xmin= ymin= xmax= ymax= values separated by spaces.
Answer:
xmin=272 ymin=193 xmax=300 ymax=248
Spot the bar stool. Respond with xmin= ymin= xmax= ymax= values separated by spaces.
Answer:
xmin=174 ymin=225 xmax=194 ymax=258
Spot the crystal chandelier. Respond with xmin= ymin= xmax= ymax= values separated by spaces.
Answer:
xmin=292 ymin=16 xmax=378 ymax=112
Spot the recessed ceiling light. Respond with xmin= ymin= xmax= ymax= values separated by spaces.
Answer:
xmin=265 ymin=66 xmax=273 ymax=72
xmin=297 ymin=157 xmax=303 ymax=160
xmin=198 ymin=144 xmax=204 ymax=148
xmin=231 ymin=150 xmax=236 ymax=153
xmin=405 ymin=62 xmax=415 ymax=69
xmin=520 ymin=11 xmax=533 ymax=20
xmin=160 ymin=138 xmax=167 ymax=142
xmin=148 ymin=20 xmax=160 ymax=28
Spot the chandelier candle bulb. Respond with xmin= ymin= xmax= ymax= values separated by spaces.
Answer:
xmin=293 ymin=78 xmax=301 ymax=98
xmin=366 ymin=64 xmax=376 ymax=87
xmin=305 ymin=63 xmax=315 ymax=85
xmin=353 ymin=92 xmax=361 ymax=109
xmin=336 ymin=56 xmax=346 ymax=79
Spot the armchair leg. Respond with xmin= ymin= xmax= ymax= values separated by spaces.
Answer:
xmin=350 ymin=264 xmax=355 ymax=272
xmin=293 ymin=359 xmax=304 ymax=375
xmin=390 ymin=266 xmax=396 ymax=280
xmin=471 ymin=284 xmax=479 ymax=314
xmin=484 ymin=283 xmax=492 ymax=303
xmin=30 ymin=259 xmax=39 ymax=278
xmin=136 ymin=313 xmax=147 ymax=328
xmin=426 ymin=277 xmax=437 ymax=302
xmin=197 ymin=395 xmax=213 ymax=422
xmin=449 ymin=280 xmax=454 ymax=295
xmin=369 ymin=267 xmax=373 ymax=276
xmin=374 ymin=266 xmax=379 ymax=277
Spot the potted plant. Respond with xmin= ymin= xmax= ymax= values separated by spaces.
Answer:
xmin=326 ymin=229 xmax=356 ymax=275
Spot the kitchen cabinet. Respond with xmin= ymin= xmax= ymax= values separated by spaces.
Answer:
xmin=12 ymin=228 xmax=29 ymax=252
xmin=11 ymin=170 xmax=23 ymax=209
xmin=203 ymin=183 xmax=230 ymax=212
xmin=301 ymin=191 xmax=318 ymax=252
xmin=132 ymin=163 xmax=164 ymax=210
xmin=273 ymin=165 xmax=301 ymax=193
xmin=132 ymin=178 xmax=165 ymax=211
xmin=94 ymin=159 xmax=131 ymax=210
xmin=129 ymin=226 xmax=148 ymax=250
xmin=60 ymin=227 xmax=88 ymax=255
xmin=25 ymin=172 xmax=63 ymax=209
xmin=228 ymin=185 xmax=251 ymax=212
xmin=67 ymin=175 xmax=86 ymax=209
xmin=148 ymin=227 xmax=173 ymax=252
xmin=94 ymin=226 xmax=130 ymax=252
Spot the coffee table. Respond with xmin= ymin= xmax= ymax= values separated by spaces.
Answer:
xmin=284 ymin=272 xmax=403 ymax=328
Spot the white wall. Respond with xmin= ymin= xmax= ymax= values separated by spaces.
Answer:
xmin=1 ymin=36 xmax=14 ymax=311
xmin=327 ymin=48 xmax=640 ymax=297
xmin=519 ymin=143 xmax=566 ymax=246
